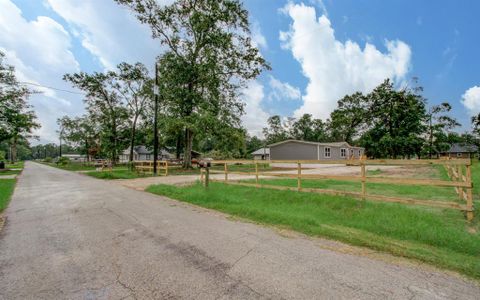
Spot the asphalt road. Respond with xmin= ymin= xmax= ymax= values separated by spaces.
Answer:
xmin=0 ymin=162 xmax=478 ymax=299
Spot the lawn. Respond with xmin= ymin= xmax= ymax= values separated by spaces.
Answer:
xmin=147 ymin=181 xmax=480 ymax=279
xmin=0 ymin=169 xmax=21 ymax=176
xmin=84 ymin=169 xmax=151 ymax=179
xmin=244 ymin=178 xmax=460 ymax=202
xmin=0 ymin=179 xmax=16 ymax=212
xmin=5 ymin=161 xmax=24 ymax=169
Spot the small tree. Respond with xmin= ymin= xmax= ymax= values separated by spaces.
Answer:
xmin=425 ymin=102 xmax=460 ymax=158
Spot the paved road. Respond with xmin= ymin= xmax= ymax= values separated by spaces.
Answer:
xmin=0 ymin=162 xmax=478 ymax=299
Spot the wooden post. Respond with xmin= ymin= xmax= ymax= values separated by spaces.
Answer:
xmin=200 ymin=168 xmax=204 ymax=185
xmin=361 ymin=161 xmax=366 ymax=201
xmin=465 ymin=163 xmax=474 ymax=222
xmin=457 ymin=165 xmax=463 ymax=199
xmin=224 ymin=163 xmax=228 ymax=182
xmin=297 ymin=162 xmax=301 ymax=191
xmin=165 ymin=161 xmax=169 ymax=176
xmin=255 ymin=162 xmax=259 ymax=187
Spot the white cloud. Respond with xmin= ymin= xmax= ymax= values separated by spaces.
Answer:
xmin=251 ymin=21 xmax=268 ymax=49
xmin=461 ymin=86 xmax=480 ymax=116
xmin=268 ymin=76 xmax=301 ymax=101
xmin=241 ymin=81 xmax=269 ymax=137
xmin=45 ymin=0 xmax=164 ymax=70
xmin=0 ymin=0 xmax=81 ymax=143
xmin=280 ymin=3 xmax=411 ymax=119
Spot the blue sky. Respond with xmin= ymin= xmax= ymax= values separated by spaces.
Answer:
xmin=1 ymin=0 xmax=480 ymax=143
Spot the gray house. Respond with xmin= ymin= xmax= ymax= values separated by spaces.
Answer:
xmin=269 ymin=140 xmax=364 ymax=160
xmin=251 ymin=148 xmax=270 ymax=160
xmin=440 ymin=143 xmax=478 ymax=159
xmin=119 ymin=146 xmax=172 ymax=163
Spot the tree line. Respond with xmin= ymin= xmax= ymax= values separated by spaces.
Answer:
xmin=260 ymin=78 xmax=480 ymax=159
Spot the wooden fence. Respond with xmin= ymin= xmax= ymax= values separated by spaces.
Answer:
xmin=134 ymin=161 xmax=169 ymax=176
xmin=200 ymin=159 xmax=474 ymax=221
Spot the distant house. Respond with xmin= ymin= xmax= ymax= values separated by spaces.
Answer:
xmin=61 ymin=154 xmax=87 ymax=162
xmin=251 ymin=148 xmax=270 ymax=160
xmin=269 ymin=140 xmax=364 ymax=160
xmin=440 ymin=143 xmax=478 ymax=159
xmin=119 ymin=146 xmax=172 ymax=163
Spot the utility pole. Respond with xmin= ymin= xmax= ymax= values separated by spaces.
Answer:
xmin=153 ymin=62 xmax=159 ymax=176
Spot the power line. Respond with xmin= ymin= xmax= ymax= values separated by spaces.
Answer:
xmin=18 ymin=81 xmax=85 ymax=95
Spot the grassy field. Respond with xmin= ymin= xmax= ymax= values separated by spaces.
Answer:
xmin=0 ymin=170 xmax=22 ymax=176
xmin=6 ymin=161 xmax=24 ymax=169
xmin=147 ymin=181 xmax=480 ymax=279
xmin=0 ymin=179 xmax=16 ymax=212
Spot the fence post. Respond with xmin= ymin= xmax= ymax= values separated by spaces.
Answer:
xmin=224 ymin=162 xmax=228 ymax=182
xmin=457 ymin=164 xmax=463 ymax=200
xmin=466 ymin=163 xmax=474 ymax=222
xmin=200 ymin=168 xmax=204 ymax=185
xmin=255 ymin=162 xmax=259 ymax=187
xmin=165 ymin=161 xmax=169 ymax=176
xmin=361 ymin=161 xmax=366 ymax=201
xmin=297 ymin=162 xmax=301 ymax=191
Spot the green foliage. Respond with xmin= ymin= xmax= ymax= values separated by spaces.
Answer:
xmin=147 ymin=182 xmax=480 ymax=279
xmin=44 ymin=157 xmax=53 ymax=163
xmin=0 ymin=150 xmax=5 ymax=161
xmin=57 ymin=156 xmax=70 ymax=166
xmin=117 ymin=0 xmax=270 ymax=167
xmin=0 ymin=179 xmax=16 ymax=212
xmin=328 ymin=92 xmax=368 ymax=143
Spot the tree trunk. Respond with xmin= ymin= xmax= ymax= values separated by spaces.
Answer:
xmin=129 ymin=116 xmax=138 ymax=170
xmin=111 ymin=118 xmax=117 ymax=167
xmin=182 ymin=128 xmax=193 ymax=169
xmin=11 ymin=137 xmax=17 ymax=163
xmin=85 ymin=139 xmax=90 ymax=162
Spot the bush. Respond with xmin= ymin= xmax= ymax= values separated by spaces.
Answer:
xmin=57 ymin=156 xmax=70 ymax=166
xmin=44 ymin=157 xmax=53 ymax=163
xmin=0 ymin=151 xmax=5 ymax=161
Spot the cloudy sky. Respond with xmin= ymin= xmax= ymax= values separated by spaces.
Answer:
xmin=1 ymin=0 xmax=480 ymax=143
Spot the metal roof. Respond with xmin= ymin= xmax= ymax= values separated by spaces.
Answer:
xmin=251 ymin=148 xmax=270 ymax=155
xmin=267 ymin=139 xmax=363 ymax=149
xmin=445 ymin=143 xmax=478 ymax=153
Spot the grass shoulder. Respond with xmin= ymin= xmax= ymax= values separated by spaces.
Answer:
xmin=0 ymin=179 xmax=16 ymax=212
xmin=146 ymin=181 xmax=480 ymax=280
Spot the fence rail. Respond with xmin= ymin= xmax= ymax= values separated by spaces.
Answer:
xmin=134 ymin=160 xmax=169 ymax=176
xmin=200 ymin=159 xmax=475 ymax=221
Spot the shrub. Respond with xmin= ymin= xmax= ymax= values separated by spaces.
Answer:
xmin=57 ymin=156 xmax=70 ymax=165
xmin=44 ymin=157 xmax=53 ymax=163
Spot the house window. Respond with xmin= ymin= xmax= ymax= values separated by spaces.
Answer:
xmin=457 ymin=153 xmax=462 ymax=158
xmin=358 ymin=150 xmax=361 ymax=157
xmin=146 ymin=154 xmax=151 ymax=160
xmin=340 ymin=148 xmax=346 ymax=158
xmin=324 ymin=147 xmax=331 ymax=158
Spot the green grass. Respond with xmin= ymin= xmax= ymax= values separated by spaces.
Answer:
xmin=147 ymin=182 xmax=480 ymax=279
xmin=367 ymin=168 xmax=383 ymax=176
xmin=5 ymin=161 xmax=24 ymax=169
xmin=0 ymin=170 xmax=21 ymax=176
xmin=84 ymin=169 xmax=151 ymax=179
xmin=0 ymin=179 xmax=16 ymax=212
xmin=245 ymin=178 xmax=460 ymax=202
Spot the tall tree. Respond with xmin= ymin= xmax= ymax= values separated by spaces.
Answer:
xmin=360 ymin=79 xmax=426 ymax=158
xmin=57 ymin=115 xmax=98 ymax=161
xmin=263 ymin=115 xmax=289 ymax=144
xmin=63 ymin=72 xmax=128 ymax=165
xmin=0 ymin=51 xmax=40 ymax=161
xmin=116 ymin=0 xmax=270 ymax=168
xmin=111 ymin=62 xmax=152 ymax=165
xmin=425 ymin=102 xmax=460 ymax=158
xmin=290 ymin=113 xmax=327 ymax=142
xmin=328 ymin=92 xmax=368 ymax=143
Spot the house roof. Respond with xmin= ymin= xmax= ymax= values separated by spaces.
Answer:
xmin=251 ymin=148 xmax=270 ymax=155
xmin=123 ymin=146 xmax=172 ymax=156
xmin=268 ymin=139 xmax=363 ymax=149
xmin=444 ymin=143 xmax=478 ymax=153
